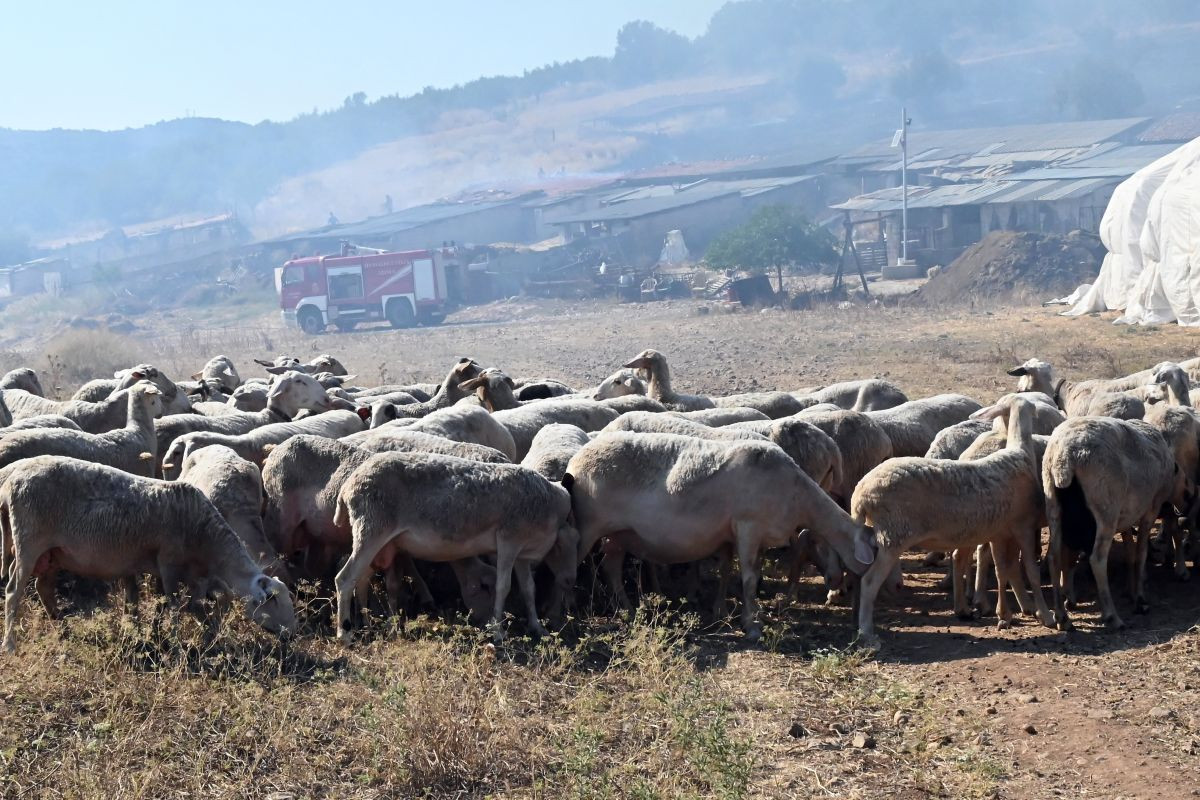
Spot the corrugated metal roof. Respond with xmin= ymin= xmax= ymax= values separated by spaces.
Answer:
xmin=264 ymin=200 xmax=518 ymax=245
xmin=1138 ymin=113 xmax=1200 ymax=143
xmin=842 ymin=118 xmax=1149 ymax=161
xmin=1055 ymin=143 xmax=1180 ymax=171
xmin=545 ymin=176 xmax=815 ymax=224
xmin=831 ymin=176 xmax=1118 ymax=212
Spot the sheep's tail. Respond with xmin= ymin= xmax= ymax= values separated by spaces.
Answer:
xmin=333 ymin=494 xmax=350 ymax=530
xmin=561 ymin=472 xmax=575 ymax=495
xmin=1054 ymin=479 xmax=1096 ymax=555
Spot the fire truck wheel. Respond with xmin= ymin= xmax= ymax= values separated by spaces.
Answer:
xmin=386 ymin=298 xmax=416 ymax=329
xmin=298 ymin=307 xmax=325 ymax=335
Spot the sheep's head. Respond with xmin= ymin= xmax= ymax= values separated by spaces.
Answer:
xmin=458 ymin=369 xmax=515 ymax=411
xmin=307 ymin=354 xmax=348 ymax=375
xmin=454 ymin=558 xmax=496 ymax=623
xmin=1151 ymin=362 xmax=1191 ymax=406
xmin=245 ymin=574 xmax=297 ymax=636
xmin=369 ymin=400 xmax=399 ymax=428
xmin=131 ymin=380 xmax=165 ymax=419
xmin=1006 ymin=358 xmax=1056 ymax=396
xmin=593 ymin=369 xmax=647 ymax=400
xmin=622 ymin=348 xmax=663 ymax=372
xmin=258 ymin=356 xmax=301 ymax=375
xmin=268 ymin=371 xmax=334 ymax=415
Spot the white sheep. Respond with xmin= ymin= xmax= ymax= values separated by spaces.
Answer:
xmin=520 ymin=424 xmax=591 ymax=483
xmin=0 ymin=369 xmax=44 ymax=396
xmin=369 ymin=358 xmax=482 ymax=424
xmin=1042 ymin=415 xmax=1183 ymax=631
xmin=793 ymin=379 xmax=908 ymax=412
xmin=0 ymin=455 xmax=295 ymax=653
xmin=162 ymin=409 xmax=366 ymax=471
xmin=622 ymin=349 xmax=714 ymax=410
xmin=851 ymin=395 xmax=1054 ymax=649
xmin=669 ymin=407 xmax=769 ymax=425
xmin=564 ymin=431 xmax=876 ymax=640
xmin=346 ymin=404 xmax=518 ymax=461
xmin=3 ymin=384 xmax=147 ymax=434
xmin=332 ymin=451 xmax=577 ymax=641
xmin=864 ymin=394 xmax=983 ymax=457
xmin=177 ymin=445 xmax=274 ymax=569
xmin=492 ymin=400 xmax=619 ymax=460
xmin=796 ymin=410 xmax=894 ymax=509
xmin=0 ymin=381 xmax=163 ymax=477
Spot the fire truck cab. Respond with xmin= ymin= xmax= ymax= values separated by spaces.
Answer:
xmin=275 ymin=243 xmax=454 ymax=334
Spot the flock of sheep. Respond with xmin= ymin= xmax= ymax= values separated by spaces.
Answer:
xmin=1 ymin=344 xmax=1198 ymax=654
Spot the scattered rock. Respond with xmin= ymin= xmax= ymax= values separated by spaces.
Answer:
xmin=852 ymin=732 xmax=875 ymax=749
xmin=1150 ymin=706 xmax=1174 ymax=721
xmin=788 ymin=722 xmax=807 ymax=739
xmin=1016 ymin=693 xmax=1038 ymax=704
xmin=893 ymin=711 xmax=910 ymax=727
xmin=1024 ymin=724 xmax=1038 ymax=735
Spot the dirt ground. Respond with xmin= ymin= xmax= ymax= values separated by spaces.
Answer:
xmin=4 ymin=294 xmax=1200 ymax=798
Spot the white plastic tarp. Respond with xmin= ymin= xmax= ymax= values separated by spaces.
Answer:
xmin=1062 ymin=136 xmax=1200 ymax=325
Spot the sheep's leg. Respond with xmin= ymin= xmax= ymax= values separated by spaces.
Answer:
xmin=514 ymin=561 xmax=548 ymax=637
xmin=353 ymin=570 xmax=375 ymax=623
xmin=1089 ymin=523 xmax=1123 ymax=630
xmin=4 ymin=552 xmax=30 ymax=654
xmin=712 ymin=545 xmax=733 ymax=622
xmin=1163 ymin=510 xmax=1190 ymax=581
xmin=491 ymin=537 xmax=519 ymax=643
xmin=400 ymin=556 xmax=436 ymax=606
xmin=972 ymin=544 xmax=996 ymax=617
xmin=1016 ymin=528 xmax=1055 ymax=629
xmin=733 ymin=523 xmax=763 ymax=642
xmin=599 ymin=545 xmax=632 ymax=613
xmin=785 ymin=534 xmax=807 ymax=602
xmin=1133 ymin=514 xmax=1155 ymax=614
xmin=333 ymin=535 xmax=394 ymax=644
xmin=383 ymin=565 xmax=403 ymax=618
xmin=34 ymin=570 xmax=59 ymax=620
xmin=952 ymin=548 xmax=973 ymax=620
xmin=1046 ymin=497 xmax=1072 ymax=631
xmin=122 ymin=577 xmax=141 ymax=618
xmin=855 ymin=547 xmax=900 ymax=651
xmin=1063 ymin=549 xmax=1079 ymax=610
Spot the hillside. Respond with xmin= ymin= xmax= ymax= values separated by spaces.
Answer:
xmin=1 ymin=0 xmax=1199 ymax=256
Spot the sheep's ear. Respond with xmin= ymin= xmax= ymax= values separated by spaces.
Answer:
xmin=503 ymin=375 xmax=516 ymax=389
xmin=190 ymin=371 xmax=203 ymax=380
xmin=1006 ymin=366 xmax=1028 ymax=377
xmin=130 ymin=370 xmax=145 ymax=380
xmin=458 ymin=376 xmax=487 ymax=392
xmin=341 ymin=374 xmax=357 ymax=383
xmin=265 ymin=366 xmax=290 ymax=375
xmin=970 ymin=403 xmax=1006 ymax=422
xmin=356 ymin=406 xmax=371 ymax=422
xmin=254 ymin=359 xmax=274 ymax=368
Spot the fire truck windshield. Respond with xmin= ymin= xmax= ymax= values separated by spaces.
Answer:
xmin=281 ymin=265 xmax=305 ymax=286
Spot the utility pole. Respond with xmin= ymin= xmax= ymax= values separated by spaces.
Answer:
xmin=900 ymin=107 xmax=909 ymax=263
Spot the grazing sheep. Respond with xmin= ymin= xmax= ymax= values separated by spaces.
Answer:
xmin=1042 ymin=416 xmax=1182 ymax=631
xmin=924 ymin=393 xmax=1063 ymax=460
xmin=622 ymin=349 xmax=714 ymax=411
xmin=260 ymin=436 xmax=494 ymax=618
xmin=669 ymin=407 xmax=770 ymax=425
xmin=177 ymin=445 xmax=274 ymax=568
xmin=520 ymin=424 xmax=591 ymax=482
xmin=1142 ymin=404 xmax=1200 ymax=580
xmin=727 ymin=418 xmax=844 ymax=497
xmin=0 ymin=369 xmax=44 ymax=396
xmin=713 ymin=391 xmax=805 ymax=419
xmin=350 ymin=383 xmax=436 ymax=402
xmin=0 ymin=382 xmax=163 ymax=477
xmin=798 ymin=410 xmax=894 ymax=508
xmin=513 ymin=378 xmax=576 ymax=400
xmin=852 ymin=396 xmax=1054 ymax=649
xmin=3 ymin=384 xmax=148 ymax=435
xmin=347 ymin=405 xmax=518 ymax=461
xmin=369 ymin=358 xmax=483 ymax=424
xmin=0 ymin=415 xmax=81 ymax=435
xmin=604 ymin=411 xmax=761 ymax=440
xmin=0 ymin=455 xmax=295 ymax=653
xmin=599 ymin=395 xmax=666 ymax=414
xmin=155 ymin=371 xmax=335 ymax=479
xmin=565 ymin=432 xmax=876 ymax=640
xmin=355 ymin=430 xmax=510 ymax=463
xmin=332 ymin=451 xmax=577 ymax=640
xmin=73 ymin=364 xmax=173 ymax=402
xmin=864 ymin=394 xmax=982 ymax=457
xmin=227 ymin=383 xmax=270 ymax=412
xmin=492 ymin=400 xmax=620 ymax=460
xmin=163 ymin=409 xmax=366 ymax=471
xmin=794 ymin=379 xmax=908 ymax=412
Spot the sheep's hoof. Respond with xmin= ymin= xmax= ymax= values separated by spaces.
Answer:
xmin=923 ymin=551 xmax=945 ymax=567
xmin=1065 ymin=599 xmax=1078 ymax=611
xmin=528 ymin=622 xmax=550 ymax=638
xmin=996 ymin=618 xmax=1013 ymax=630
xmin=937 ymin=573 xmax=954 ymax=591
xmin=1036 ymin=612 xmax=1056 ymax=629
xmin=1055 ymin=614 xmax=1074 ymax=632
xmin=974 ymin=603 xmax=995 ymax=618
xmin=854 ymin=633 xmax=881 ymax=653
xmin=955 ymin=609 xmax=975 ymax=621
xmin=1101 ymin=615 xmax=1126 ymax=631
xmin=1134 ymin=598 xmax=1150 ymax=615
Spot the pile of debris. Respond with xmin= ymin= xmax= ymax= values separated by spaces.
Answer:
xmin=915 ymin=231 xmax=1103 ymax=306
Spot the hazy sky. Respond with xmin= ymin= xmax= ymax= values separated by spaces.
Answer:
xmin=0 ymin=0 xmax=728 ymax=131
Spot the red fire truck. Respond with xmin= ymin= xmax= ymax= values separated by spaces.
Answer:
xmin=275 ymin=243 xmax=455 ymax=334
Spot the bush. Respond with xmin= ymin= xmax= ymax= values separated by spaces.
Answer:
xmin=38 ymin=328 xmax=145 ymax=397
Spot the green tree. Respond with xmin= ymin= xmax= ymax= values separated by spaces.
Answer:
xmin=613 ymin=21 xmax=693 ymax=85
xmin=705 ymin=205 xmax=837 ymax=293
